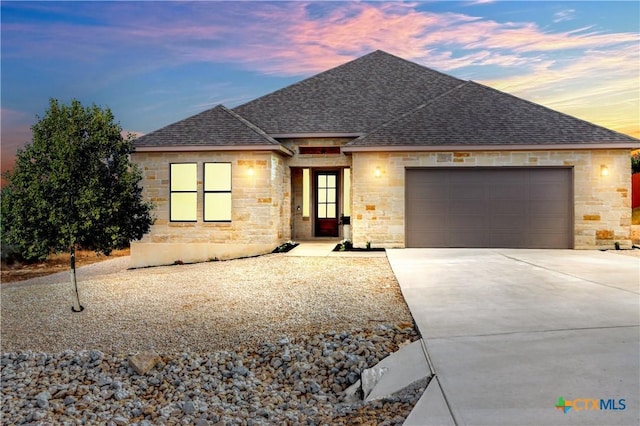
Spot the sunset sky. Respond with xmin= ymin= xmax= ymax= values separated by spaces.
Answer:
xmin=2 ymin=1 xmax=639 ymax=175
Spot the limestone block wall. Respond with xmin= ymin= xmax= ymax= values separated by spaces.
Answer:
xmin=350 ymin=149 xmax=632 ymax=249
xmin=130 ymin=151 xmax=290 ymax=267
xmin=291 ymin=168 xmax=313 ymax=240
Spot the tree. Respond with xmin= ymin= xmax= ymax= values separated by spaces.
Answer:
xmin=1 ymin=99 xmax=154 ymax=311
xmin=632 ymin=152 xmax=640 ymax=174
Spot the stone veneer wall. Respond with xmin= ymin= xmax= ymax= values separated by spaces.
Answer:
xmin=130 ymin=151 xmax=290 ymax=267
xmin=350 ymin=149 xmax=632 ymax=249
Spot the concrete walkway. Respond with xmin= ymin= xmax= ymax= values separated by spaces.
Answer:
xmin=388 ymin=249 xmax=640 ymax=425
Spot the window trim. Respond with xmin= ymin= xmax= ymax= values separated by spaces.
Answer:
xmin=169 ymin=162 xmax=198 ymax=223
xmin=204 ymin=162 xmax=232 ymax=222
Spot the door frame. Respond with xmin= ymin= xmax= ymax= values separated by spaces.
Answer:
xmin=314 ymin=170 xmax=340 ymax=237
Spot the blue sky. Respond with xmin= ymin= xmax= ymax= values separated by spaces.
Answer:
xmin=2 ymin=1 xmax=639 ymax=174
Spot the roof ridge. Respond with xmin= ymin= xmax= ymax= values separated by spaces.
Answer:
xmin=348 ymin=81 xmax=470 ymax=145
xmin=234 ymin=50 xmax=464 ymax=113
xmin=467 ymin=81 xmax=640 ymax=142
xmin=218 ymin=105 xmax=280 ymax=145
xmin=370 ymin=50 xmax=466 ymax=85
xmin=233 ymin=51 xmax=379 ymax=112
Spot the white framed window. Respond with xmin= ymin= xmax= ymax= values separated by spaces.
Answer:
xmin=204 ymin=162 xmax=232 ymax=222
xmin=170 ymin=163 xmax=198 ymax=222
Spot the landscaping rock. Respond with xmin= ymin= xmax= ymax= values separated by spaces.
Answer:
xmin=128 ymin=351 xmax=160 ymax=375
xmin=34 ymin=390 xmax=51 ymax=409
xmin=1 ymin=325 xmax=422 ymax=425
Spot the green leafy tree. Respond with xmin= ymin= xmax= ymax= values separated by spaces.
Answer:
xmin=1 ymin=99 xmax=154 ymax=311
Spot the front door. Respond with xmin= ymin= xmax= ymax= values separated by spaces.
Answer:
xmin=315 ymin=171 xmax=339 ymax=237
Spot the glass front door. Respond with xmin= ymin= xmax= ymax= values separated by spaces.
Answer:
xmin=315 ymin=171 xmax=339 ymax=237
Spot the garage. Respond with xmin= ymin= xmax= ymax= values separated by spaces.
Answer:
xmin=405 ymin=167 xmax=573 ymax=249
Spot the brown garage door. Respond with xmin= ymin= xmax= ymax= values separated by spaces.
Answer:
xmin=405 ymin=167 xmax=573 ymax=248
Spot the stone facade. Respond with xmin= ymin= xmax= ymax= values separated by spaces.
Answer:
xmin=131 ymin=146 xmax=633 ymax=267
xmin=350 ymin=149 xmax=632 ymax=249
xmin=130 ymin=151 xmax=290 ymax=267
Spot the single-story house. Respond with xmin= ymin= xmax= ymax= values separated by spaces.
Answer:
xmin=131 ymin=50 xmax=639 ymax=267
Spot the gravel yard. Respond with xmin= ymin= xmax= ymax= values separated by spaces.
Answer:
xmin=1 ymin=253 xmax=422 ymax=425
xmin=1 ymin=254 xmax=414 ymax=353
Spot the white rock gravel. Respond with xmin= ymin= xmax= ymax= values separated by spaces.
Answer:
xmin=1 ymin=254 xmax=423 ymax=424
xmin=2 ymin=254 xmax=413 ymax=353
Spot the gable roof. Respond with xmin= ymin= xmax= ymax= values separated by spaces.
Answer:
xmin=346 ymin=81 xmax=639 ymax=149
xmin=134 ymin=104 xmax=284 ymax=149
xmin=233 ymin=50 xmax=464 ymax=135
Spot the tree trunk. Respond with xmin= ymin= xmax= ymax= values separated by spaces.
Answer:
xmin=69 ymin=245 xmax=84 ymax=312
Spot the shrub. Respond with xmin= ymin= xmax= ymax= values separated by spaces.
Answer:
xmin=632 ymin=153 xmax=640 ymax=174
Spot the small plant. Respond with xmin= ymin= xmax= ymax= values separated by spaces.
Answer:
xmin=614 ymin=241 xmax=621 ymax=250
xmin=339 ymin=239 xmax=353 ymax=251
xmin=272 ymin=241 xmax=299 ymax=253
xmin=174 ymin=260 xmax=184 ymax=265
xmin=366 ymin=240 xmax=372 ymax=250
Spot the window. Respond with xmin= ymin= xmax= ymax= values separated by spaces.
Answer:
xmin=302 ymin=168 xmax=310 ymax=217
xmin=317 ymin=173 xmax=337 ymax=219
xmin=343 ymin=168 xmax=351 ymax=216
xmin=204 ymin=162 xmax=232 ymax=221
xmin=170 ymin=163 xmax=197 ymax=222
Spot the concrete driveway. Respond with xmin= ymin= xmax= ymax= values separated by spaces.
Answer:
xmin=387 ymin=249 xmax=639 ymax=425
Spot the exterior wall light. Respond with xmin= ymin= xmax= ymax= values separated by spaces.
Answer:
xmin=600 ymin=165 xmax=609 ymax=176
xmin=375 ymin=166 xmax=382 ymax=178
xmin=248 ymin=166 xmax=254 ymax=176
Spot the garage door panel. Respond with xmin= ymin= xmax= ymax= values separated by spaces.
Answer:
xmin=490 ymin=215 xmax=521 ymax=231
xmin=448 ymin=214 xmax=487 ymax=231
xmin=489 ymin=233 xmax=524 ymax=247
xmin=450 ymin=199 xmax=489 ymax=212
xmin=529 ymin=200 xmax=570 ymax=216
xmin=410 ymin=214 xmax=449 ymax=231
xmin=409 ymin=200 xmax=442 ymax=215
xmin=490 ymin=199 xmax=528 ymax=215
xmin=406 ymin=168 xmax=572 ymax=249
xmin=530 ymin=219 xmax=569 ymax=233
xmin=454 ymin=183 xmax=486 ymax=200
xmin=449 ymin=232 xmax=488 ymax=247
xmin=408 ymin=231 xmax=449 ymax=247
xmin=532 ymin=168 xmax=568 ymax=182
xmin=487 ymin=185 xmax=528 ymax=200
xmin=530 ymin=184 xmax=567 ymax=201
xmin=410 ymin=183 xmax=449 ymax=200
xmin=529 ymin=233 xmax=569 ymax=248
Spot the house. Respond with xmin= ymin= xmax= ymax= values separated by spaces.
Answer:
xmin=131 ymin=50 xmax=639 ymax=267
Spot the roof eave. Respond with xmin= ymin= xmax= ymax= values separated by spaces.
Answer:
xmin=342 ymin=142 xmax=640 ymax=153
xmin=134 ymin=144 xmax=294 ymax=156
xmin=271 ymin=132 xmax=365 ymax=139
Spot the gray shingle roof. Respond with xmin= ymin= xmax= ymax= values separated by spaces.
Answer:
xmin=233 ymin=50 xmax=464 ymax=135
xmin=135 ymin=50 xmax=638 ymax=150
xmin=134 ymin=105 xmax=279 ymax=147
xmin=348 ymin=81 xmax=639 ymax=147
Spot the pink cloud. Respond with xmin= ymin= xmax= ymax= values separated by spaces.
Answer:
xmin=163 ymin=2 xmax=637 ymax=81
xmin=1 ymin=109 xmax=33 ymax=177
xmin=483 ymin=43 xmax=640 ymax=137
xmin=3 ymin=2 xmax=638 ymax=138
